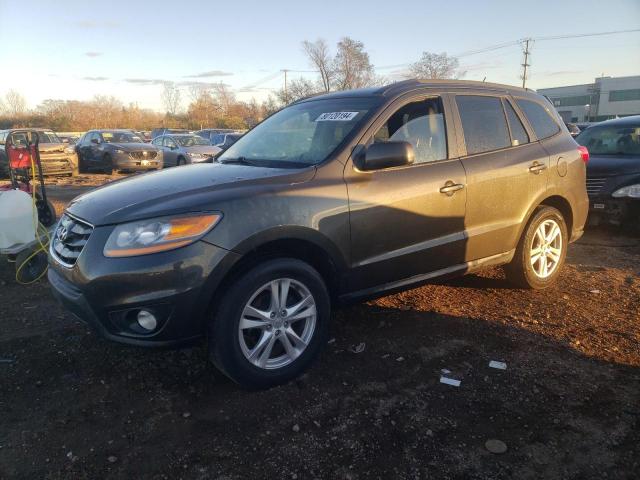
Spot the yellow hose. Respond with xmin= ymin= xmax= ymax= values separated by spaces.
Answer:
xmin=14 ymin=144 xmax=52 ymax=285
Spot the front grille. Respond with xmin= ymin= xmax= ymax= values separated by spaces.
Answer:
xmin=51 ymin=214 xmax=93 ymax=266
xmin=129 ymin=151 xmax=158 ymax=160
xmin=586 ymin=177 xmax=607 ymax=197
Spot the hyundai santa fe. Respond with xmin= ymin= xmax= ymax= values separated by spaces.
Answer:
xmin=48 ymin=80 xmax=589 ymax=389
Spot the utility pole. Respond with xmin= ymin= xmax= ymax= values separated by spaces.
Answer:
xmin=281 ymin=69 xmax=290 ymax=103
xmin=521 ymin=38 xmax=532 ymax=88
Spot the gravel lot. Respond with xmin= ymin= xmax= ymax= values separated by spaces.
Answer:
xmin=1 ymin=173 xmax=639 ymax=479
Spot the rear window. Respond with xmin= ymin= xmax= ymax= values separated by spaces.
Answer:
xmin=504 ymin=100 xmax=530 ymax=146
xmin=456 ymin=95 xmax=510 ymax=155
xmin=516 ymin=99 xmax=560 ymax=140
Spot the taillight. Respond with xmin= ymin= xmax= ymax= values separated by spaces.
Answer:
xmin=577 ymin=145 xmax=589 ymax=163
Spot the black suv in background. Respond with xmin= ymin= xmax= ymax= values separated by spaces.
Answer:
xmin=49 ymin=80 xmax=588 ymax=389
xmin=576 ymin=115 xmax=640 ymax=226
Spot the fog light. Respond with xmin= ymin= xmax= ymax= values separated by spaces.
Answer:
xmin=137 ymin=310 xmax=157 ymax=331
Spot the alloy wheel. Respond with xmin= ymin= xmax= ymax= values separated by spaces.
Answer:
xmin=530 ymin=219 xmax=563 ymax=279
xmin=238 ymin=278 xmax=317 ymax=370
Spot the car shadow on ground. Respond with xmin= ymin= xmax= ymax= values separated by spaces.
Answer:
xmin=1 ymin=266 xmax=639 ymax=479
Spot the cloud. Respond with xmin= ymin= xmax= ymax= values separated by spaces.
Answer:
xmin=84 ymin=76 xmax=109 ymax=81
xmin=541 ymin=70 xmax=584 ymax=77
xmin=124 ymin=78 xmax=170 ymax=86
xmin=74 ymin=20 xmax=120 ymax=29
xmin=177 ymin=80 xmax=231 ymax=88
xmin=183 ymin=70 xmax=234 ymax=78
xmin=85 ymin=52 xmax=103 ymax=58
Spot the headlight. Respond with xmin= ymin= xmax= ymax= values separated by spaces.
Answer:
xmin=103 ymin=213 xmax=222 ymax=257
xmin=114 ymin=148 xmax=125 ymax=154
xmin=64 ymin=146 xmax=75 ymax=154
xmin=612 ymin=184 xmax=640 ymax=198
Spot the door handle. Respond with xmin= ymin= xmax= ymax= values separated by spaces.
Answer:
xmin=439 ymin=182 xmax=465 ymax=196
xmin=528 ymin=162 xmax=547 ymax=174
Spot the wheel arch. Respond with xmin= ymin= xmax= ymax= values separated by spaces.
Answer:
xmin=203 ymin=228 xmax=347 ymax=327
xmin=516 ymin=194 xmax=574 ymax=246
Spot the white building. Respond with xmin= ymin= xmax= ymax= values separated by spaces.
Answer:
xmin=537 ymin=75 xmax=640 ymax=123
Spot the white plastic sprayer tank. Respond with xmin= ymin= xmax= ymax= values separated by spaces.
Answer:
xmin=0 ymin=189 xmax=37 ymax=249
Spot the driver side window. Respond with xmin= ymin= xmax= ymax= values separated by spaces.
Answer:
xmin=163 ymin=137 xmax=176 ymax=148
xmin=372 ymin=98 xmax=448 ymax=164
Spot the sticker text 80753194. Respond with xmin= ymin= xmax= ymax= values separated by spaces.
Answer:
xmin=315 ymin=112 xmax=359 ymax=122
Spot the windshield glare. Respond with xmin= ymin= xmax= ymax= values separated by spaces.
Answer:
xmin=577 ymin=123 xmax=640 ymax=155
xmin=218 ymin=97 xmax=378 ymax=166
xmin=103 ymin=132 xmax=143 ymax=143
xmin=176 ymin=135 xmax=209 ymax=147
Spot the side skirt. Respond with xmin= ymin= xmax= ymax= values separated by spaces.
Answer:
xmin=338 ymin=250 xmax=515 ymax=304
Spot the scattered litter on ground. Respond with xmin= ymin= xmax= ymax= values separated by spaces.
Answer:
xmin=441 ymin=368 xmax=451 ymax=375
xmin=484 ymin=439 xmax=508 ymax=454
xmin=0 ymin=358 xmax=15 ymax=364
xmin=327 ymin=338 xmax=336 ymax=344
xmin=396 ymin=356 xmax=405 ymax=362
xmin=292 ymin=424 xmax=300 ymax=432
xmin=440 ymin=376 xmax=461 ymax=387
xmin=489 ymin=360 xmax=507 ymax=370
xmin=590 ymin=289 xmax=601 ymax=294
xmin=348 ymin=342 xmax=366 ymax=353
xmin=107 ymin=455 xmax=117 ymax=463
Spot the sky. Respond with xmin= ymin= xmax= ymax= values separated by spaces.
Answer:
xmin=0 ymin=0 xmax=639 ymax=112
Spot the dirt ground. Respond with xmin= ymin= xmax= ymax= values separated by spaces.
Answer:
xmin=1 ymin=174 xmax=639 ymax=479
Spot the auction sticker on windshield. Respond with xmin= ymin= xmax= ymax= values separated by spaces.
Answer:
xmin=315 ymin=112 xmax=359 ymax=121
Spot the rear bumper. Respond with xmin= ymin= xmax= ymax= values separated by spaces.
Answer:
xmin=41 ymin=155 xmax=75 ymax=176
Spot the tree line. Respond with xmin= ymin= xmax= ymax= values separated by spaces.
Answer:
xmin=0 ymin=36 xmax=462 ymax=131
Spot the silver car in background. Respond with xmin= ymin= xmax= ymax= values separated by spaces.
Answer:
xmin=151 ymin=134 xmax=221 ymax=167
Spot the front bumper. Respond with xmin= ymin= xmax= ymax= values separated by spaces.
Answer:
xmin=588 ymin=196 xmax=640 ymax=226
xmin=40 ymin=154 xmax=75 ymax=176
xmin=48 ymin=229 xmax=241 ymax=347
xmin=113 ymin=152 xmax=162 ymax=171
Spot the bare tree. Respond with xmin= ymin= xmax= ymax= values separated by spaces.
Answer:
xmin=0 ymin=96 xmax=6 ymax=114
xmin=5 ymin=90 xmax=27 ymax=116
xmin=408 ymin=52 xmax=464 ymax=79
xmin=275 ymin=77 xmax=320 ymax=105
xmin=161 ymin=82 xmax=181 ymax=115
xmin=302 ymin=39 xmax=333 ymax=92
xmin=333 ymin=37 xmax=376 ymax=90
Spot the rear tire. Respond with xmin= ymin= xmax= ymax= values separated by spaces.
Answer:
xmin=209 ymin=258 xmax=330 ymax=390
xmin=505 ymin=206 xmax=567 ymax=289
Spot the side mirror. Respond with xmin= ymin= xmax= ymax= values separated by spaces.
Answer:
xmin=91 ymin=138 xmax=100 ymax=144
xmin=356 ymin=141 xmax=415 ymax=171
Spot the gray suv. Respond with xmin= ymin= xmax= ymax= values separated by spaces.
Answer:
xmin=49 ymin=80 xmax=588 ymax=389
xmin=76 ymin=130 xmax=162 ymax=173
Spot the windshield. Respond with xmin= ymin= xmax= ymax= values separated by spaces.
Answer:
xmin=175 ymin=135 xmax=210 ymax=146
xmin=37 ymin=131 xmax=62 ymax=143
xmin=102 ymin=131 xmax=143 ymax=143
xmin=576 ymin=123 xmax=640 ymax=155
xmin=218 ymin=97 xmax=379 ymax=166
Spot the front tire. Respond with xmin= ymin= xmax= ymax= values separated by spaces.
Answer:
xmin=209 ymin=258 xmax=330 ymax=390
xmin=505 ymin=206 xmax=567 ymax=289
xmin=103 ymin=154 xmax=113 ymax=175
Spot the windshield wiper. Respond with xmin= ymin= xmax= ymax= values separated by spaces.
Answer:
xmin=218 ymin=156 xmax=262 ymax=166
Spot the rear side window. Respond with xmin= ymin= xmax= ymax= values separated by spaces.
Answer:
xmin=516 ymin=99 xmax=560 ymax=139
xmin=503 ymin=100 xmax=529 ymax=146
xmin=456 ymin=95 xmax=510 ymax=155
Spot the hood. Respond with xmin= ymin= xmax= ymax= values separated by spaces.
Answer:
xmin=183 ymin=145 xmax=222 ymax=156
xmin=66 ymin=163 xmax=315 ymax=226
xmin=110 ymin=142 xmax=158 ymax=152
xmin=586 ymin=154 xmax=640 ymax=177
xmin=39 ymin=143 xmax=66 ymax=154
